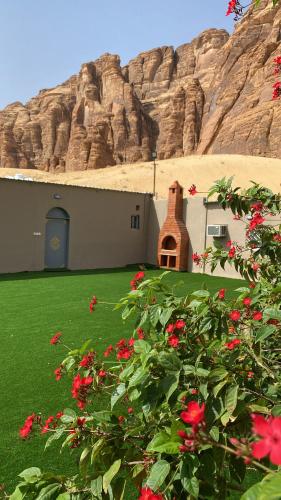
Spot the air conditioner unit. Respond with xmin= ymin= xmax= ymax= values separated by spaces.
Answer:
xmin=207 ymin=225 xmax=227 ymax=238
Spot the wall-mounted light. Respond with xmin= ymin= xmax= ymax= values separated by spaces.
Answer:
xmin=53 ymin=194 xmax=62 ymax=200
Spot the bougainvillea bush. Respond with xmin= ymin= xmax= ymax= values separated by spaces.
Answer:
xmin=10 ymin=178 xmax=281 ymax=500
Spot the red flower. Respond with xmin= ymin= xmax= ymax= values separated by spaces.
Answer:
xmin=50 ymin=332 xmax=62 ymax=345
xmin=116 ymin=338 xmax=127 ymax=348
xmin=229 ymin=310 xmax=241 ymax=322
xmin=168 ymin=334 xmax=179 ymax=348
xmin=188 ymin=184 xmax=197 ymax=196
xmin=98 ymin=369 xmax=106 ymax=378
xmin=128 ymin=407 xmax=134 ymax=414
xmin=252 ymin=262 xmax=260 ymax=272
xmin=103 ymin=344 xmax=113 ymax=357
xmin=247 ymin=371 xmax=254 ymax=379
xmin=249 ymin=282 xmax=256 ymax=289
xmin=175 ymin=319 xmax=186 ymax=330
xmin=273 ymin=233 xmax=281 ymax=242
xmin=218 ymin=288 xmax=226 ymax=300
xmin=128 ymin=337 xmax=135 ymax=347
xmin=166 ymin=323 xmax=175 ymax=334
xmin=54 ymin=367 xmax=62 ymax=381
xmin=71 ymin=374 xmax=93 ymax=408
xmin=228 ymin=246 xmax=236 ymax=259
xmin=42 ymin=415 xmax=55 ymax=434
xmin=19 ymin=414 xmax=36 ymax=439
xmin=243 ymin=297 xmax=252 ymax=307
xmin=80 ymin=352 xmax=95 ymax=368
xmin=251 ymin=414 xmax=281 ymax=465
xmin=117 ymin=347 xmax=134 ymax=360
xmin=251 ymin=202 xmax=264 ymax=212
xmin=252 ymin=311 xmax=263 ymax=321
xmin=191 ymin=389 xmax=198 ymax=395
xmin=273 ymin=81 xmax=281 ymax=99
xmin=192 ymin=253 xmax=201 ymax=265
xmin=130 ymin=279 xmax=137 ymax=290
xmin=118 ymin=416 xmax=125 ymax=424
xmin=225 ymin=339 xmax=241 ymax=350
xmin=249 ymin=212 xmax=265 ymax=231
xmin=56 ymin=412 xmax=63 ymax=419
xmin=89 ymin=296 xmax=97 ymax=312
xmin=226 ymin=240 xmax=232 ymax=248
xmin=139 ymin=487 xmax=163 ymax=500
xmin=137 ymin=328 xmax=145 ymax=339
xmin=180 ymin=401 xmax=205 ymax=426
xmin=135 ymin=271 xmax=145 ymax=281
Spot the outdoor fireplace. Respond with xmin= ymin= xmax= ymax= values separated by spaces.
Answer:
xmin=158 ymin=181 xmax=189 ymax=271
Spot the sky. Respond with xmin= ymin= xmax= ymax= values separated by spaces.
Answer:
xmin=0 ymin=0 xmax=234 ymax=109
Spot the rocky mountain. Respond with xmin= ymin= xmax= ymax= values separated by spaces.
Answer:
xmin=0 ymin=0 xmax=280 ymax=172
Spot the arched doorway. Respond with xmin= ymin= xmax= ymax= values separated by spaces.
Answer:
xmin=45 ymin=207 xmax=69 ymax=269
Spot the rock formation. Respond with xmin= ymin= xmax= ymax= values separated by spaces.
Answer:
xmin=0 ymin=0 xmax=280 ymax=171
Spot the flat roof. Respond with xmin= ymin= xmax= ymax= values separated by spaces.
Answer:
xmin=0 ymin=176 xmax=153 ymax=196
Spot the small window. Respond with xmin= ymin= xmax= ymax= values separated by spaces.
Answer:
xmin=136 ymin=205 xmax=140 ymax=211
xmin=131 ymin=215 xmax=140 ymax=229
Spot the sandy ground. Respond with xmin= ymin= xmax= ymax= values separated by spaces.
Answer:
xmin=1 ymin=154 xmax=280 ymax=199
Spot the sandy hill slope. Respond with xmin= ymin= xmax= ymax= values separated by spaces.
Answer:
xmin=0 ymin=155 xmax=280 ymax=199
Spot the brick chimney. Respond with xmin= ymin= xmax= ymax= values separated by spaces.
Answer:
xmin=158 ymin=181 xmax=189 ymax=271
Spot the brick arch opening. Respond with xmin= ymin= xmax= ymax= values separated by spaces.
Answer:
xmin=162 ymin=235 xmax=177 ymax=250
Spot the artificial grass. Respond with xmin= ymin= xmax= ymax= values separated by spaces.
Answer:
xmin=0 ymin=267 xmax=245 ymax=494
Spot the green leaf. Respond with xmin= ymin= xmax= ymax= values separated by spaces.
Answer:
xmin=241 ymin=472 xmax=281 ymax=499
xmin=133 ymin=340 xmax=151 ymax=354
xmin=191 ymin=290 xmax=210 ymax=298
xmin=209 ymin=367 xmax=228 ymax=382
xmin=91 ymin=476 xmax=103 ymax=499
xmin=9 ymin=488 xmax=24 ymax=500
xmin=103 ymin=459 xmax=121 ymax=494
xmin=128 ymin=367 xmax=147 ymax=388
xmin=213 ymin=379 xmax=228 ymax=397
xmin=57 ymin=494 xmax=71 ymax=500
xmin=209 ymin=426 xmax=220 ymax=442
xmin=263 ymin=307 xmax=281 ymax=322
xmin=111 ymin=383 xmax=126 ymax=409
xmin=160 ymin=307 xmax=174 ymax=326
xmin=255 ymin=325 xmax=276 ymax=343
xmin=160 ymin=373 xmax=179 ymax=401
xmin=272 ymin=405 xmax=281 ymax=416
xmin=92 ymin=410 xmax=112 ymax=422
xmin=36 ymin=484 xmax=62 ymax=500
xmin=147 ymin=432 xmax=180 ymax=454
xmin=80 ymin=446 xmax=91 ymax=475
xmin=183 ymin=477 xmax=199 ymax=498
xmin=18 ymin=467 xmax=41 ymax=481
xmin=146 ymin=460 xmax=170 ymax=491
xmin=225 ymin=384 xmax=238 ymax=415
xmin=91 ymin=438 xmax=106 ymax=463
xmin=45 ymin=427 xmax=65 ymax=450
xmin=158 ymin=351 xmax=182 ymax=371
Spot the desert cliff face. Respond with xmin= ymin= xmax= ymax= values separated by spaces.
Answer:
xmin=0 ymin=0 xmax=280 ymax=172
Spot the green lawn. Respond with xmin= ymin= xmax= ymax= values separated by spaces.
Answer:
xmin=0 ymin=267 xmax=245 ymax=494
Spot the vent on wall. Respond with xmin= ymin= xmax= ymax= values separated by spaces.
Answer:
xmin=207 ymin=225 xmax=227 ymax=238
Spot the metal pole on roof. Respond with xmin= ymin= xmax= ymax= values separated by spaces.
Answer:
xmin=152 ymin=151 xmax=157 ymax=197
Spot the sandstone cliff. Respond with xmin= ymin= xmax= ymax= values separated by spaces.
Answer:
xmin=0 ymin=0 xmax=280 ymax=171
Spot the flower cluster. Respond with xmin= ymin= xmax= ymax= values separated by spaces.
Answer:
xmin=225 ymin=338 xmax=241 ymax=350
xmin=166 ymin=319 xmax=186 ymax=348
xmin=116 ymin=338 xmax=135 ymax=360
xmin=139 ymin=487 xmax=163 ymax=500
xmin=188 ymin=184 xmax=197 ymax=196
xmin=19 ymin=413 xmax=37 ymax=439
xmin=226 ymin=0 xmax=244 ymax=19
xmin=272 ymin=81 xmax=281 ymax=99
xmin=42 ymin=412 xmax=63 ymax=434
xmin=80 ymin=351 xmax=95 ymax=368
xmin=130 ymin=271 xmax=145 ymax=290
xmin=71 ymin=374 xmax=93 ymax=409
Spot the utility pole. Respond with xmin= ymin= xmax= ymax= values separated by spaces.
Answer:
xmin=152 ymin=151 xmax=157 ymax=197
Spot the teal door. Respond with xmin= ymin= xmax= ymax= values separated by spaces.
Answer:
xmin=45 ymin=208 xmax=69 ymax=269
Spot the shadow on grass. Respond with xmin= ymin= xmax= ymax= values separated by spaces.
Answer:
xmin=0 ymin=264 xmax=157 ymax=282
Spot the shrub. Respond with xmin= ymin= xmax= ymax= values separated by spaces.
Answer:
xmin=10 ymin=179 xmax=281 ymax=499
